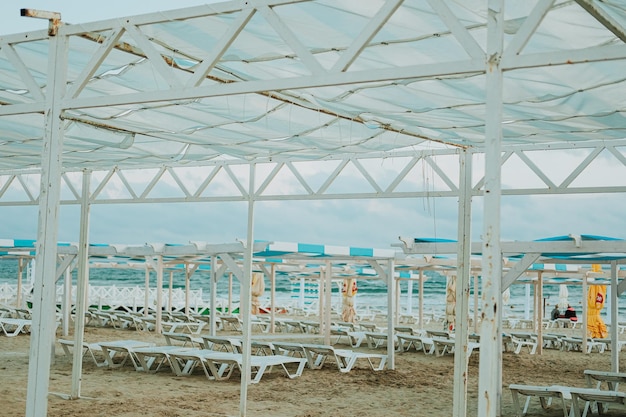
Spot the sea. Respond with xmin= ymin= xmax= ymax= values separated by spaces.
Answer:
xmin=1 ymin=258 xmax=626 ymax=324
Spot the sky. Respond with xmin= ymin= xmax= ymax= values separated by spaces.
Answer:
xmin=1 ymin=1 xmax=625 ymax=249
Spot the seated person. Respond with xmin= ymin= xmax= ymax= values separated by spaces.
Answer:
xmin=550 ymin=306 xmax=560 ymax=321
xmin=563 ymin=305 xmax=578 ymax=322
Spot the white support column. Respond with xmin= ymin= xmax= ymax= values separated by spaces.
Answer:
xmin=71 ymin=169 xmax=91 ymax=399
xmin=25 ymin=23 xmax=68 ymax=417
xmin=473 ymin=275 xmax=479 ymax=334
xmin=386 ymin=259 xmax=396 ymax=370
xmin=239 ymin=163 xmax=256 ymax=417
xmin=419 ymin=269 xmax=424 ymax=328
xmin=610 ymin=261 xmax=619 ymax=371
xmin=453 ymin=149 xmax=472 ymax=417
xmin=185 ymin=264 xmax=191 ymax=316
xmin=144 ymin=267 xmax=150 ymax=316
xmin=270 ymin=264 xmax=276 ymax=333
xmin=536 ymin=273 xmax=543 ymax=355
xmin=17 ymin=258 xmax=23 ymax=308
xmin=395 ymin=277 xmax=401 ymax=325
xmin=62 ymin=266 xmax=71 ymax=337
xmin=406 ymin=279 xmax=413 ymax=315
xmin=228 ymin=272 xmax=234 ymax=314
xmin=156 ymin=255 xmax=163 ymax=333
xmin=210 ymin=255 xmax=218 ymax=336
xmin=168 ymin=271 xmax=174 ymax=313
xmin=478 ymin=1 xmax=504 ymax=416
xmin=324 ymin=261 xmax=332 ymax=346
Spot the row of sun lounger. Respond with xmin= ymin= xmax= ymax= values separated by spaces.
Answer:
xmin=58 ymin=332 xmax=389 ymax=383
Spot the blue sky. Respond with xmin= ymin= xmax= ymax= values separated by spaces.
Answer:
xmin=1 ymin=1 xmax=625 ymax=248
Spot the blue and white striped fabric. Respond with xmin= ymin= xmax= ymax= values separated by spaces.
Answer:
xmin=254 ymin=241 xmax=396 ymax=259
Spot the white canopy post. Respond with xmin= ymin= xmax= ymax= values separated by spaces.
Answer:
xmin=473 ymin=275 xmax=479 ymax=334
xmin=143 ymin=266 xmax=150 ymax=316
xmin=453 ymin=148 xmax=472 ymax=417
xmin=25 ymin=15 xmax=68 ymax=416
xmin=239 ymin=163 xmax=256 ymax=417
xmin=62 ymin=266 xmax=71 ymax=337
xmin=395 ymin=277 xmax=401 ymax=325
xmin=17 ymin=258 xmax=24 ymax=308
xmin=228 ymin=272 xmax=233 ymax=314
xmin=323 ymin=260 xmax=333 ymax=346
xmin=184 ymin=263 xmax=191 ymax=316
xmin=406 ymin=279 xmax=413 ymax=315
xmin=419 ymin=269 xmax=424 ymax=328
xmin=154 ymin=256 xmax=164 ymax=333
xmin=70 ymin=169 xmax=91 ymax=399
xmin=168 ymin=271 xmax=174 ymax=313
xmin=478 ymin=1 xmax=504 ymax=416
xmin=610 ymin=261 xmax=619 ymax=371
xmin=536 ymin=272 xmax=543 ymax=355
xmin=270 ymin=263 xmax=276 ymax=333
xmin=386 ymin=258 xmax=396 ymax=370
xmin=210 ymin=256 xmax=218 ymax=336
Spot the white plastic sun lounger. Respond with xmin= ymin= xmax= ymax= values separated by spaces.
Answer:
xmin=131 ymin=345 xmax=195 ymax=372
xmin=509 ymin=384 xmax=570 ymax=417
xmin=167 ymin=349 xmax=307 ymax=383
xmin=98 ymin=340 xmax=156 ymax=368
xmin=0 ymin=318 xmax=32 ymax=336
xmin=58 ymin=339 xmax=108 ymax=367
xmin=302 ymin=344 xmax=387 ymax=372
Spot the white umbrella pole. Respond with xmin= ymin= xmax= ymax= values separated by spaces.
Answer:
xmin=611 ymin=261 xmax=619 ymax=371
xmin=168 ymin=271 xmax=174 ymax=313
xmin=210 ymin=256 xmax=218 ymax=336
xmin=419 ymin=269 xmax=424 ymax=328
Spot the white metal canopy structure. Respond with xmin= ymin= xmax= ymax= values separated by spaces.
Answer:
xmin=0 ymin=1 xmax=624 ymax=417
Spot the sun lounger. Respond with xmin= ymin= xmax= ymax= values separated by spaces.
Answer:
xmin=561 ymin=337 xmax=605 ymax=353
xmin=509 ymin=384 xmax=570 ymax=417
xmin=507 ymin=333 xmax=538 ymax=354
xmin=582 ymin=369 xmax=626 ymax=415
xmin=431 ymin=337 xmax=480 ymax=358
xmin=162 ymin=331 xmax=203 ymax=348
xmin=58 ymin=339 xmax=108 ymax=367
xmin=220 ymin=316 xmax=243 ymax=331
xmin=97 ymin=340 xmax=156 ymax=368
xmin=395 ymin=333 xmax=435 ymax=354
xmin=161 ymin=321 xmax=205 ymax=335
xmin=0 ymin=318 xmax=32 ymax=336
xmin=301 ymin=344 xmax=387 ymax=372
xmin=131 ymin=345 xmax=194 ymax=372
xmin=569 ymin=388 xmax=626 ymax=417
xmin=272 ymin=342 xmax=308 ymax=361
xmin=364 ymin=332 xmax=395 ymax=349
xmin=330 ymin=328 xmax=366 ymax=348
xmin=201 ymin=335 xmax=242 ymax=353
xmin=167 ymin=349 xmax=307 ymax=383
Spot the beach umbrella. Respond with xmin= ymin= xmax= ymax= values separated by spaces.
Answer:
xmin=251 ymin=272 xmax=265 ymax=315
xmin=558 ymin=284 xmax=569 ymax=310
xmin=445 ymin=275 xmax=456 ymax=332
xmin=341 ymin=278 xmax=358 ymax=323
xmin=502 ymin=288 xmax=511 ymax=318
xmin=587 ymin=284 xmax=608 ymax=338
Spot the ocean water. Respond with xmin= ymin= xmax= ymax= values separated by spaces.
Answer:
xmin=1 ymin=259 xmax=625 ymax=323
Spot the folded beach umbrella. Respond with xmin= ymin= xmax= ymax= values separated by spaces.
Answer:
xmin=558 ymin=284 xmax=569 ymax=310
xmin=251 ymin=272 xmax=265 ymax=315
xmin=341 ymin=278 xmax=357 ymax=323
xmin=445 ymin=275 xmax=456 ymax=332
xmin=587 ymin=284 xmax=608 ymax=339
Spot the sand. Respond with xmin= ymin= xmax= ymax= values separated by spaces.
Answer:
xmin=1 ymin=322 xmax=625 ymax=417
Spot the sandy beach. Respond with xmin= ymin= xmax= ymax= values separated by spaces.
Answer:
xmin=2 ymin=321 xmax=625 ymax=417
